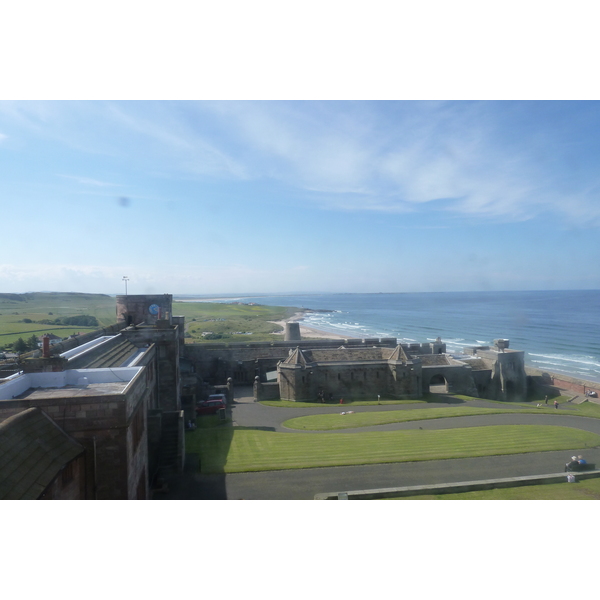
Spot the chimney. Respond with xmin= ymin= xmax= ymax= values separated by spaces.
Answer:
xmin=42 ymin=335 xmax=51 ymax=358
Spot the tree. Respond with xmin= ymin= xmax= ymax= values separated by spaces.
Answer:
xmin=27 ymin=334 xmax=39 ymax=350
xmin=13 ymin=338 xmax=27 ymax=353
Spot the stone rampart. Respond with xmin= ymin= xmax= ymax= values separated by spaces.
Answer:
xmin=525 ymin=367 xmax=600 ymax=396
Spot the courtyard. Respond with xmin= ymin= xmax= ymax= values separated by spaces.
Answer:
xmin=154 ymin=387 xmax=600 ymax=500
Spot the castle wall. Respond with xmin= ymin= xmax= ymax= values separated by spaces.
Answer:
xmin=185 ymin=338 xmax=399 ymax=386
xmin=476 ymin=349 xmax=527 ymax=401
xmin=422 ymin=364 xmax=479 ymax=396
xmin=122 ymin=326 xmax=180 ymax=411
xmin=253 ymin=379 xmax=280 ymax=401
xmin=525 ymin=367 xmax=600 ymax=397
xmin=278 ymin=360 xmax=422 ymax=401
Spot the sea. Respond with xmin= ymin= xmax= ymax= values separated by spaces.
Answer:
xmin=178 ymin=291 xmax=600 ymax=384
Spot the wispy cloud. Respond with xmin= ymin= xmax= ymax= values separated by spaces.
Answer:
xmin=59 ymin=174 xmax=120 ymax=187
xmin=105 ymin=102 xmax=250 ymax=179
xmin=199 ymin=101 xmax=600 ymax=226
xmin=3 ymin=101 xmax=600 ymax=227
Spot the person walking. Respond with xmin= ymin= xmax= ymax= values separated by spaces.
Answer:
xmin=554 ymin=400 xmax=559 ymax=409
xmin=545 ymin=395 xmax=548 ymax=405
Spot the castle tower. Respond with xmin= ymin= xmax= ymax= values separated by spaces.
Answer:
xmin=284 ymin=322 xmax=301 ymax=341
xmin=116 ymin=294 xmax=173 ymax=326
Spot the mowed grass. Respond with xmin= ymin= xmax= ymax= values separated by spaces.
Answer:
xmin=283 ymin=401 xmax=600 ymax=430
xmin=185 ymin=424 xmax=600 ymax=473
xmin=261 ymin=398 xmax=427 ymax=408
xmin=388 ymin=477 xmax=600 ymax=500
xmin=284 ymin=406 xmax=526 ymax=430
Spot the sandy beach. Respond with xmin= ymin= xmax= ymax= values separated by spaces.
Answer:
xmin=270 ymin=311 xmax=348 ymax=340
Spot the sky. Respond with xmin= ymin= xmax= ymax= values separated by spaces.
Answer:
xmin=1 ymin=99 xmax=599 ymax=295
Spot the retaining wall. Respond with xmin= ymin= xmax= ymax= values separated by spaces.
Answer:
xmin=315 ymin=470 xmax=600 ymax=499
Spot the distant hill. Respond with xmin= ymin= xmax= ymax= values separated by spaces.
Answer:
xmin=0 ymin=294 xmax=117 ymax=343
xmin=0 ymin=292 xmax=112 ymax=305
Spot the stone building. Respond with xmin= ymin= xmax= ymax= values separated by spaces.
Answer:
xmin=0 ymin=407 xmax=86 ymax=500
xmin=0 ymin=294 xmax=186 ymax=500
xmin=275 ymin=338 xmax=526 ymax=402
xmin=186 ymin=333 xmax=526 ymax=403
xmin=278 ymin=345 xmax=422 ymax=401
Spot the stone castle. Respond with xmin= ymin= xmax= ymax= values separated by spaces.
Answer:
xmin=0 ymin=294 xmax=528 ymax=499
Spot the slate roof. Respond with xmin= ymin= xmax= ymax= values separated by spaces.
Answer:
xmin=67 ymin=335 xmax=139 ymax=369
xmin=420 ymin=354 xmax=451 ymax=366
xmin=457 ymin=358 xmax=490 ymax=371
xmin=283 ymin=347 xmax=399 ymax=364
xmin=0 ymin=407 xmax=84 ymax=500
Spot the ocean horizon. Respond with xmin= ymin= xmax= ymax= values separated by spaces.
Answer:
xmin=176 ymin=290 xmax=600 ymax=384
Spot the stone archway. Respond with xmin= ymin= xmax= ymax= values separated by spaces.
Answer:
xmin=429 ymin=373 xmax=449 ymax=394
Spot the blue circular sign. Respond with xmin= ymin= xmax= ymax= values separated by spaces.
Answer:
xmin=148 ymin=304 xmax=160 ymax=315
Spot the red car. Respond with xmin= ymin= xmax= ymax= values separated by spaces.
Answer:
xmin=196 ymin=396 xmax=226 ymax=415
xmin=207 ymin=393 xmax=227 ymax=405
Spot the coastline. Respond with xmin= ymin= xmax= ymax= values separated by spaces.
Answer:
xmin=270 ymin=311 xmax=347 ymax=340
xmin=174 ymin=292 xmax=600 ymax=384
xmin=270 ymin=314 xmax=600 ymax=392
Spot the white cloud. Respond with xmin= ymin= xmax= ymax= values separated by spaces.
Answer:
xmin=0 ymin=262 xmax=319 ymax=295
xmin=200 ymin=101 xmax=600 ymax=226
xmin=3 ymin=101 xmax=599 ymax=227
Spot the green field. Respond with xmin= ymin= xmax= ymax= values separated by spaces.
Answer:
xmin=282 ymin=401 xmax=600 ymax=430
xmin=261 ymin=398 xmax=428 ymax=408
xmin=0 ymin=292 xmax=116 ymax=349
xmin=172 ymin=300 xmax=299 ymax=343
xmin=388 ymin=477 xmax=600 ymax=500
xmin=0 ymin=292 xmax=301 ymax=350
xmin=185 ymin=424 xmax=600 ymax=473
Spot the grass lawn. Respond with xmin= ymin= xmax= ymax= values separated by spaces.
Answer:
xmin=185 ymin=424 xmax=600 ymax=473
xmin=261 ymin=393 xmax=581 ymax=410
xmin=388 ymin=477 xmax=600 ymax=500
xmin=172 ymin=301 xmax=299 ymax=343
xmin=260 ymin=398 xmax=427 ymax=408
xmin=282 ymin=401 xmax=600 ymax=430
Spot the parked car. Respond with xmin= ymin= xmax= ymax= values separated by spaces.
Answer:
xmin=207 ymin=393 xmax=227 ymax=405
xmin=196 ymin=397 xmax=226 ymax=415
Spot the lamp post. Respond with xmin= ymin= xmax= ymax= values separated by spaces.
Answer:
xmin=122 ymin=276 xmax=129 ymax=296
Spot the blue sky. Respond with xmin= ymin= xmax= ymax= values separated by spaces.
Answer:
xmin=1 ymin=100 xmax=599 ymax=295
